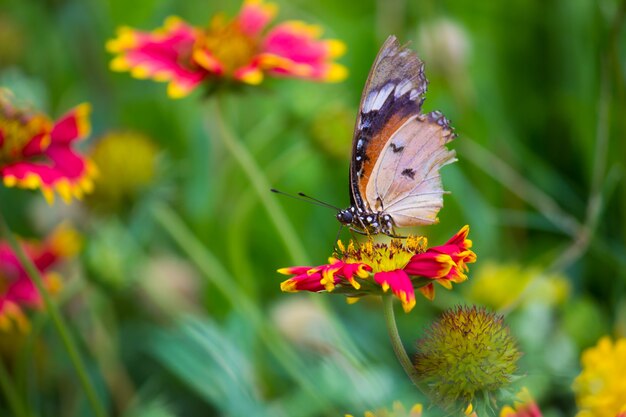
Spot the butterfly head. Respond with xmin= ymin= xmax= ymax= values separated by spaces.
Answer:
xmin=336 ymin=207 xmax=355 ymax=225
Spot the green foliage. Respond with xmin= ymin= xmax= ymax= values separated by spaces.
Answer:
xmin=1 ymin=0 xmax=625 ymax=416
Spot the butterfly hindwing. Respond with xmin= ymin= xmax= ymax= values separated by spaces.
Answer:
xmin=365 ymin=111 xmax=456 ymax=226
xmin=350 ymin=36 xmax=429 ymax=212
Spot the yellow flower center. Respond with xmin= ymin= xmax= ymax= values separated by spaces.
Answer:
xmin=0 ymin=98 xmax=50 ymax=165
xmin=337 ymin=236 xmax=427 ymax=273
xmin=196 ymin=15 xmax=258 ymax=74
xmin=0 ymin=114 xmax=49 ymax=164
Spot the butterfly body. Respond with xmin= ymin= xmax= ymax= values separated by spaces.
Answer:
xmin=338 ymin=36 xmax=457 ymax=236
xmin=336 ymin=206 xmax=395 ymax=235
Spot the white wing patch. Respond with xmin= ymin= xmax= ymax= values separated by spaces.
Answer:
xmin=364 ymin=115 xmax=456 ymax=226
xmin=362 ymin=83 xmax=395 ymax=112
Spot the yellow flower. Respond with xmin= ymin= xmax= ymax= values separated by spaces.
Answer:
xmin=466 ymin=262 xmax=570 ymax=310
xmin=573 ymin=336 xmax=626 ymax=417
xmin=87 ymin=131 xmax=157 ymax=211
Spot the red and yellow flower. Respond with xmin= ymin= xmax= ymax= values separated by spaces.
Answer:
xmin=279 ymin=226 xmax=476 ymax=313
xmin=499 ymin=388 xmax=542 ymax=417
xmin=0 ymin=225 xmax=80 ymax=332
xmin=0 ymin=94 xmax=96 ymax=203
xmin=106 ymin=0 xmax=347 ymax=98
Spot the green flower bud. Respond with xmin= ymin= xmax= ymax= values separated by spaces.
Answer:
xmin=413 ymin=306 xmax=521 ymax=408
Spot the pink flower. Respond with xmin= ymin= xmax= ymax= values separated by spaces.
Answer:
xmin=0 ymin=225 xmax=80 ymax=332
xmin=106 ymin=0 xmax=347 ymax=98
xmin=278 ymin=226 xmax=477 ymax=313
xmin=404 ymin=225 xmax=476 ymax=300
xmin=0 ymin=95 xmax=96 ymax=203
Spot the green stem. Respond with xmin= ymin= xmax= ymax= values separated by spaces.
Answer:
xmin=0 ymin=214 xmax=107 ymax=417
xmin=0 ymin=359 xmax=31 ymax=417
xmin=381 ymin=294 xmax=424 ymax=391
xmin=209 ymin=98 xmax=308 ymax=264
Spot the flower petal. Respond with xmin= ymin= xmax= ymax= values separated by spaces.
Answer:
xmin=499 ymin=388 xmax=542 ymax=417
xmin=107 ymin=17 xmax=207 ymax=98
xmin=418 ymin=283 xmax=435 ymax=301
xmin=1 ymin=149 xmax=95 ymax=204
xmin=374 ymin=270 xmax=416 ymax=312
xmin=236 ymin=0 xmax=277 ymax=37
xmin=280 ymin=271 xmax=328 ymax=292
xmin=50 ymin=103 xmax=91 ymax=143
xmin=259 ymin=21 xmax=347 ymax=82
xmin=405 ymin=252 xmax=455 ymax=279
xmin=0 ymin=227 xmax=76 ymax=332
xmin=0 ymin=300 xmax=30 ymax=333
xmin=233 ymin=64 xmax=264 ymax=85
xmin=405 ymin=225 xmax=476 ymax=285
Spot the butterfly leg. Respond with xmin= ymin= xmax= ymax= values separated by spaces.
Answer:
xmin=332 ymin=225 xmax=345 ymax=253
xmin=349 ymin=227 xmax=371 ymax=236
xmin=385 ymin=230 xmax=408 ymax=239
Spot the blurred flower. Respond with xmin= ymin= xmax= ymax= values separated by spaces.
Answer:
xmin=279 ymin=226 xmax=476 ymax=313
xmin=345 ymin=402 xmax=423 ymax=417
xmin=413 ymin=306 xmax=521 ymax=408
xmin=0 ymin=225 xmax=81 ymax=332
xmin=573 ymin=336 xmax=626 ymax=417
xmin=499 ymin=388 xmax=542 ymax=417
xmin=0 ymin=92 xmax=96 ymax=203
xmin=138 ymin=254 xmax=203 ymax=317
xmin=417 ymin=19 xmax=470 ymax=78
xmin=106 ymin=0 xmax=347 ymax=98
xmin=271 ymin=296 xmax=334 ymax=352
xmin=87 ymin=131 xmax=158 ymax=212
xmin=466 ymin=262 xmax=570 ymax=310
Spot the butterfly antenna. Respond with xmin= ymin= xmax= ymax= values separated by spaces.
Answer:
xmin=270 ymin=189 xmax=340 ymax=211
xmin=297 ymin=192 xmax=341 ymax=210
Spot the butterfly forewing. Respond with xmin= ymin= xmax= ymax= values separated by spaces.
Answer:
xmin=350 ymin=36 xmax=429 ymax=212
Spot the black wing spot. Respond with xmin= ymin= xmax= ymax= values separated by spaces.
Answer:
xmin=390 ymin=143 xmax=404 ymax=153
xmin=401 ymin=168 xmax=415 ymax=179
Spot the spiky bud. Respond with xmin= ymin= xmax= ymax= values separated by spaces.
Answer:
xmin=413 ymin=306 xmax=521 ymax=408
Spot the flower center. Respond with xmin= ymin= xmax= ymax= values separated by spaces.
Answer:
xmin=338 ymin=236 xmax=427 ymax=273
xmin=197 ymin=15 xmax=258 ymax=75
xmin=0 ymin=106 xmax=49 ymax=165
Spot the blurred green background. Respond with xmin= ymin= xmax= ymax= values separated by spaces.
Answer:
xmin=0 ymin=0 xmax=625 ymax=416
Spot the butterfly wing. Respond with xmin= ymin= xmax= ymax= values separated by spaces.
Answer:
xmin=349 ymin=36 xmax=429 ymax=211
xmin=365 ymin=111 xmax=456 ymax=226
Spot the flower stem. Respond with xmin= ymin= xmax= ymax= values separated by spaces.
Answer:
xmin=381 ymin=294 xmax=424 ymax=391
xmin=0 ymin=213 xmax=107 ymax=417
xmin=0 ymin=359 xmax=31 ymax=417
xmin=209 ymin=97 xmax=308 ymax=264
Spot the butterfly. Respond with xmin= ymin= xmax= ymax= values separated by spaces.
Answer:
xmin=335 ymin=35 xmax=457 ymax=236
